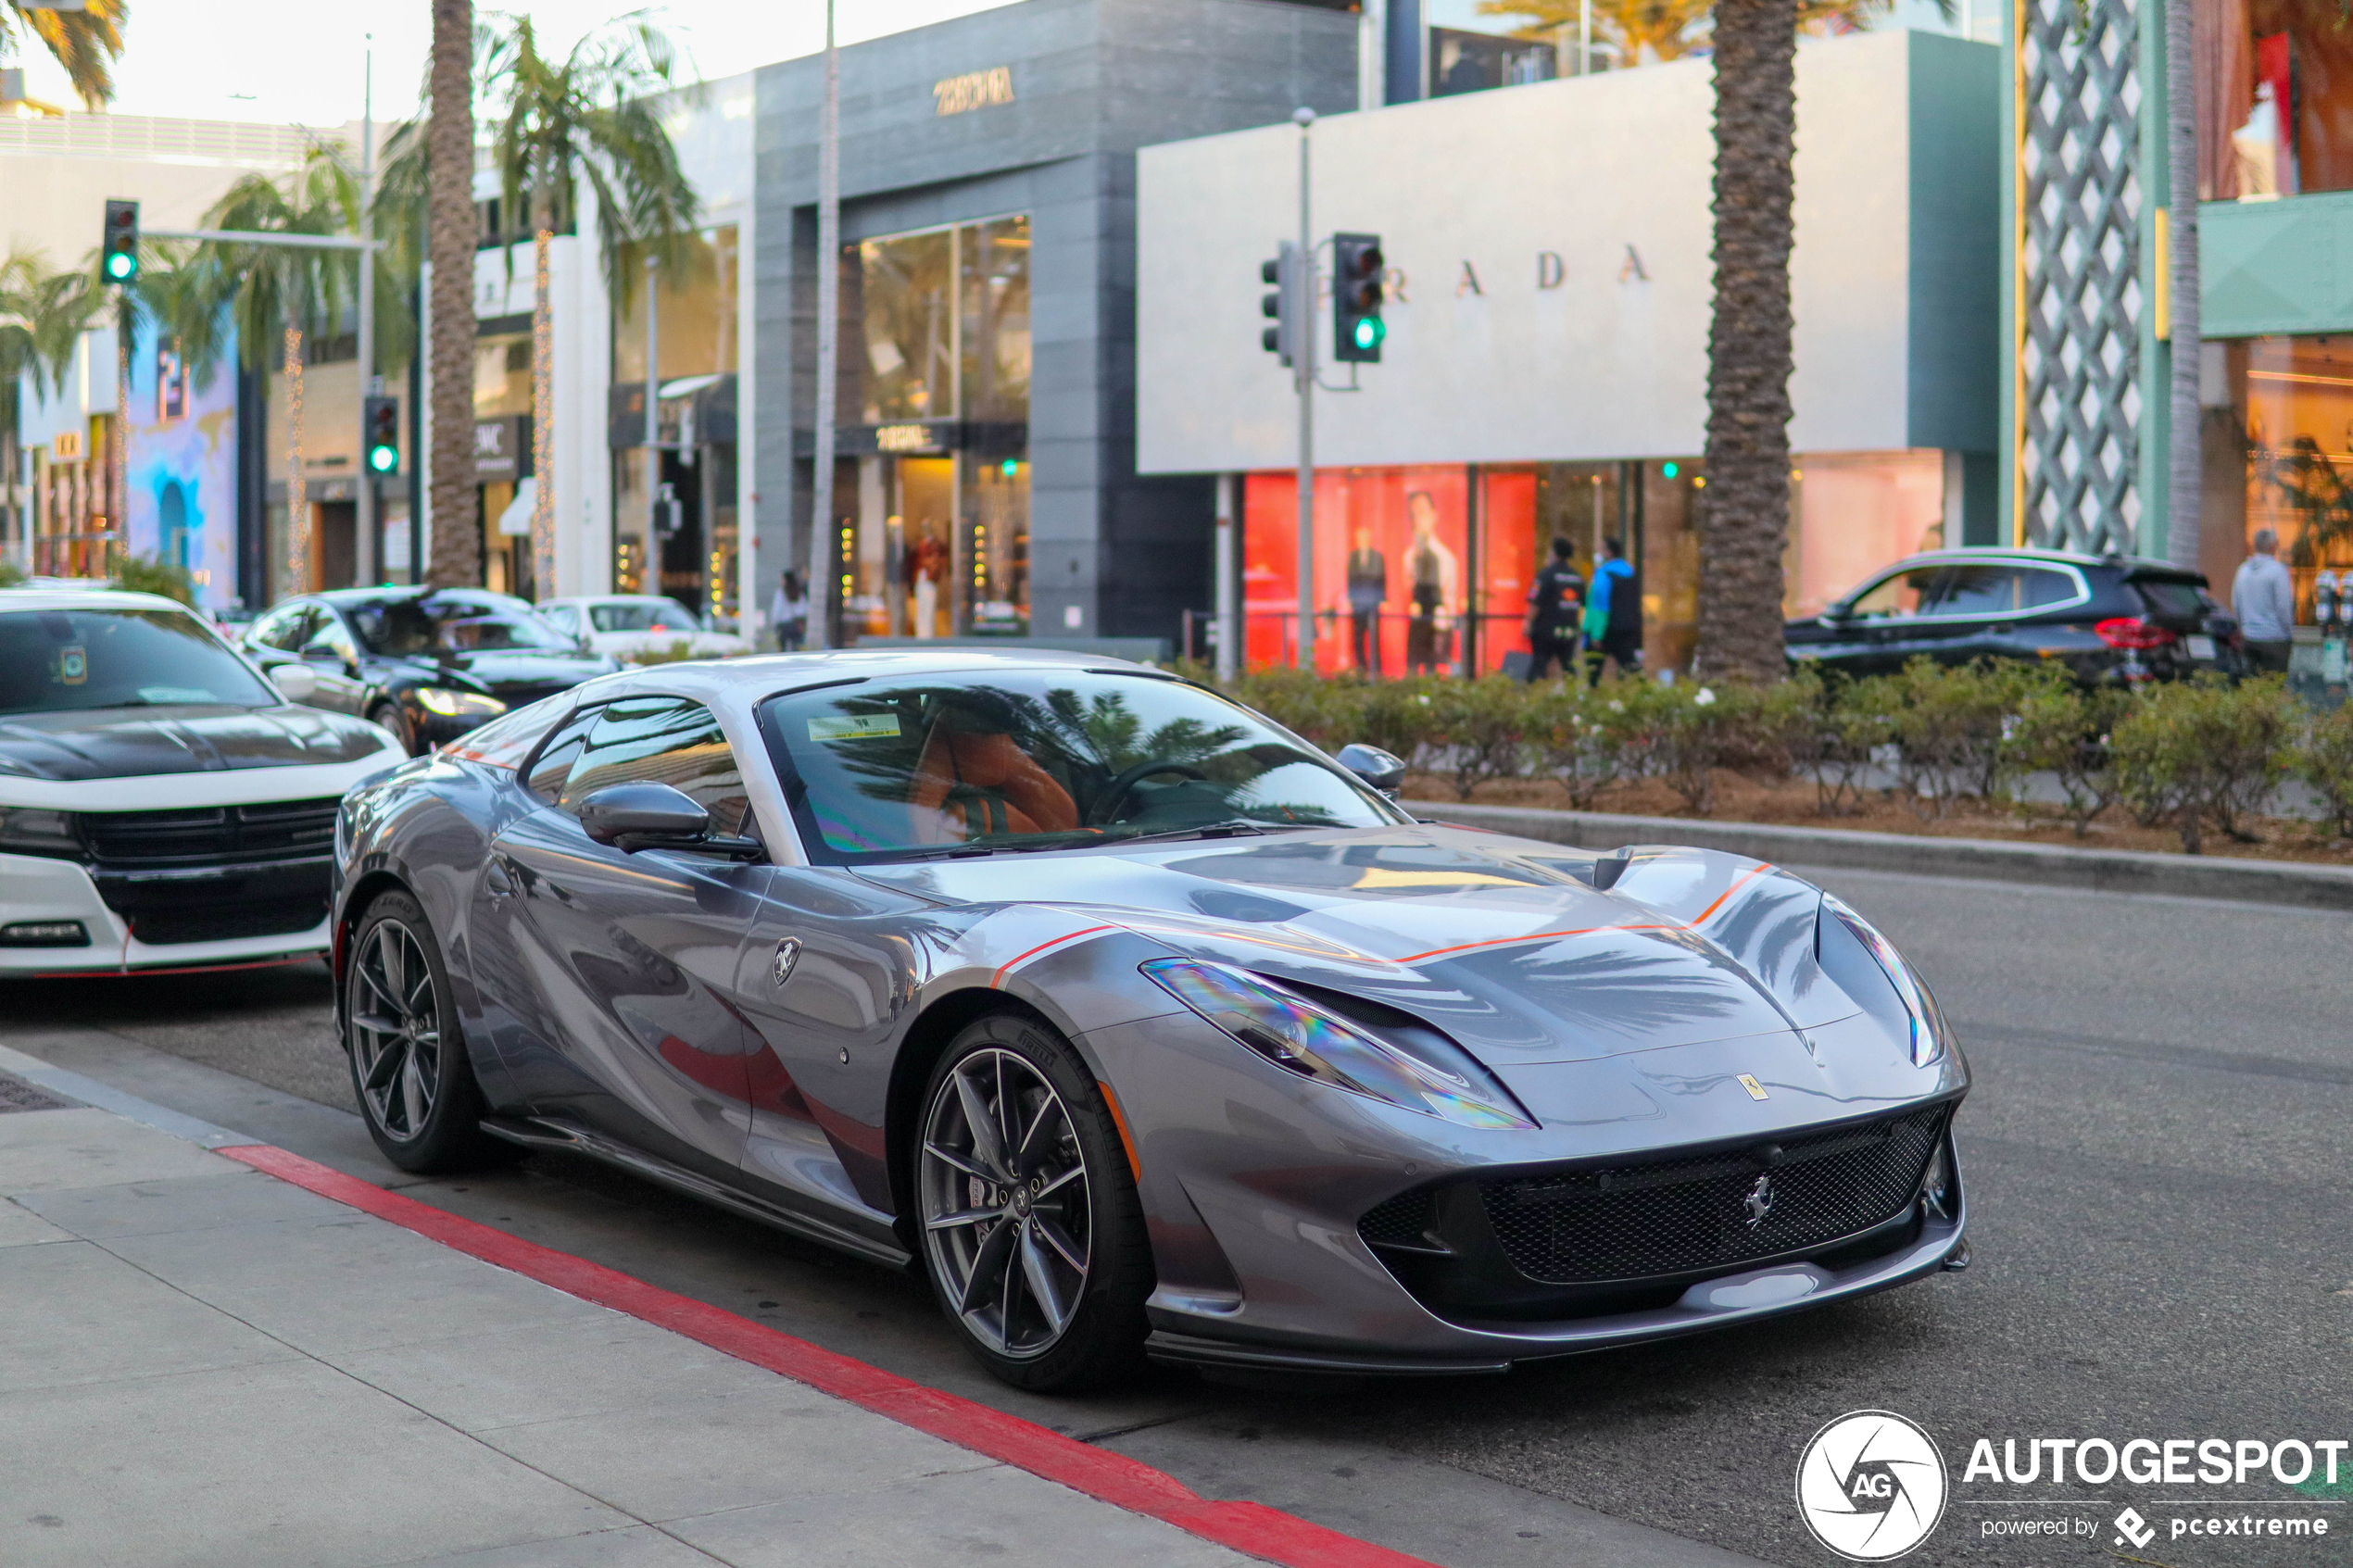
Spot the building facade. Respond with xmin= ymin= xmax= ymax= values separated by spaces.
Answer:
xmin=1138 ymin=30 xmax=2002 ymax=675
xmin=758 ymin=0 xmax=1360 ymax=646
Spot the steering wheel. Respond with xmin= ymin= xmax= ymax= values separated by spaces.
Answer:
xmin=1088 ymin=760 xmax=1209 ymax=825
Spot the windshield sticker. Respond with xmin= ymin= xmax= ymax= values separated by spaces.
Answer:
xmin=57 ymin=646 xmax=86 ymax=684
xmin=810 ymin=713 xmax=902 ymax=742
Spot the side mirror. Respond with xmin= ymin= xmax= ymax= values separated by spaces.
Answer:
xmin=299 ymin=637 xmax=345 ymax=667
xmin=578 ymin=782 xmax=762 ymax=859
xmin=1821 ymin=604 xmax=1856 ymax=626
xmin=1336 ymin=743 xmax=1407 ymax=798
xmin=270 ymin=663 xmax=320 ymax=703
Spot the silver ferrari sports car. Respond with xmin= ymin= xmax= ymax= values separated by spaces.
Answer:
xmin=332 ymin=650 xmax=1968 ymax=1390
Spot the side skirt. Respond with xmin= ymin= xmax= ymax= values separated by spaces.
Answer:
xmin=479 ymin=1114 xmax=912 ymax=1270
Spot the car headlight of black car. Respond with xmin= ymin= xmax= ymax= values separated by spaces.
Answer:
xmin=1819 ymin=893 xmax=1949 ymax=1067
xmin=0 ymin=807 xmax=80 ymax=858
xmin=414 ymin=687 xmax=508 ymax=720
xmin=1142 ymin=958 xmax=1536 ymax=1129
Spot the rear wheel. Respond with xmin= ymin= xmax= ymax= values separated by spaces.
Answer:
xmin=369 ymin=702 xmax=413 ymax=755
xmin=915 ymin=1014 xmax=1152 ymax=1391
xmin=345 ymin=890 xmax=510 ymax=1173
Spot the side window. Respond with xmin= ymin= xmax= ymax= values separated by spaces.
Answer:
xmin=249 ymin=604 xmax=311 ymax=651
xmin=312 ymin=612 xmax=359 ymax=659
xmin=525 ymin=705 xmax=602 ymax=802
xmin=452 ymin=696 xmax=573 ymax=770
xmin=557 ymin=697 xmax=751 ymax=834
xmin=2017 ymin=568 xmax=2079 ymax=609
xmin=1848 ymin=569 xmax=1942 ymax=621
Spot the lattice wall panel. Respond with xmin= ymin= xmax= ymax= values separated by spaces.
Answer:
xmin=2018 ymin=0 xmax=2144 ymax=554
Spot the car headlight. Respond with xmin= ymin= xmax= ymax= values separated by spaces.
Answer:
xmin=0 ymin=806 xmax=80 ymax=858
xmin=1141 ymin=958 xmax=1535 ymax=1129
xmin=414 ymin=687 xmax=508 ymax=719
xmin=1820 ymin=893 xmax=1948 ymax=1067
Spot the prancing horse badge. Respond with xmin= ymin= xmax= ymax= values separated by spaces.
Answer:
xmin=772 ymin=937 xmax=802 ymax=987
xmin=1737 ymin=1073 xmax=1769 ymax=1100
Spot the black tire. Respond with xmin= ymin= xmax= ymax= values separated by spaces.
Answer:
xmin=369 ymin=702 xmax=414 ymax=756
xmin=344 ymin=889 xmax=512 ymax=1173
xmin=913 ymin=1012 xmax=1153 ymax=1392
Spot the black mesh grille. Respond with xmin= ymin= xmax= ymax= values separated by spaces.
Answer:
xmin=1359 ymin=1187 xmax=1437 ymax=1248
xmin=82 ymin=798 xmax=339 ymax=867
xmin=1474 ymin=1108 xmax=1948 ymax=1285
xmin=127 ymin=897 xmax=326 ymax=947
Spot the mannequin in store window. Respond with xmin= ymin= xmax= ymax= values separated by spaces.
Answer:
xmin=1403 ymin=491 xmax=1459 ymax=674
xmin=1345 ymin=526 xmax=1387 ymax=673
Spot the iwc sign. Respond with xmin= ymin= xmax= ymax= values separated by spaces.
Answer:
xmin=1796 ymin=1411 xmax=1949 ymax=1561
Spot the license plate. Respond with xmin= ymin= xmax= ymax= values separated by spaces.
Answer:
xmin=2187 ymin=634 xmax=2217 ymax=660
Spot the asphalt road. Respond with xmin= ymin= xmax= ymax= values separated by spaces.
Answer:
xmin=6 ymin=868 xmax=2347 ymax=1568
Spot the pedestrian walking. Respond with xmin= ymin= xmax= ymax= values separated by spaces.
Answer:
xmin=771 ymin=569 xmax=810 ymax=652
xmin=1524 ymin=536 xmax=1584 ymax=682
xmin=1583 ymin=535 xmax=1642 ymax=685
xmin=2232 ymin=528 xmax=2295 ymax=674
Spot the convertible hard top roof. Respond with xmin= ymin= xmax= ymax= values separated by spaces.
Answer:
xmin=0 ymin=586 xmax=205 ymax=614
xmin=567 ymin=646 xmax=1168 ymax=709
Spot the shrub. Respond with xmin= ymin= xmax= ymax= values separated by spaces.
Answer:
xmin=110 ymin=551 xmax=196 ymax=607
xmin=2112 ymin=675 xmax=2297 ymax=853
xmin=1877 ymin=659 xmax=2057 ymax=817
xmin=1606 ymin=678 xmax=1768 ymax=817
xmin=1355 ymin=673 xmax=1444 ymax=768
xmin=1426 ymin=674 xmax=1534 ymax=800
xmin=1999 ymin=680 xmax=2134 ymax=835
xmin=2296 ymin=702 xmax=2353 ymax=841
xmin=1529 ymin=681 xmax=1633 ymax=809
xmin=1785 ymin=672 xmax=1894 ymax=816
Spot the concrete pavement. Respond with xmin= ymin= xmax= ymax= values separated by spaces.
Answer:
xmin=0 ymin=1073 xmax=1301 ymax=1568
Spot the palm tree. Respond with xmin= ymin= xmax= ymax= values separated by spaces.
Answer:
xmin=172 ymin=150 xmax=364 ymax=597
xmin=1487 ymin=0 xmax=1931 ymax=684
xmin=479 ymin=12 xmax=699 ymax=598
xmin=1 ymin=0 xmax=126 ymax=109
xmin=422 ymin=0 xmax=478 ymax=591
xmin=0 ymin=248 xmax=102 ymax=569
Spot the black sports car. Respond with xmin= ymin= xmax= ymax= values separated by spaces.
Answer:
xmin=333 ymin=650 xmax=1969 ymax=1392
xmin=241 ymin=587 xmax=619 ymax=755
xmin=1785 ymin=547 xmax=2241 ymax=681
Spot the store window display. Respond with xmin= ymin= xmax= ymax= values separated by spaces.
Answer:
xmin=2229 ymin=335 xmax=2353 ymax=621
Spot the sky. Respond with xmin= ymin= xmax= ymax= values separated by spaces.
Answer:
xmin=7 ymin=0 xmax=1020 ymax=129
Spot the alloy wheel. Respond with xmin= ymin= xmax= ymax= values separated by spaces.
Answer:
xmin=348 ymin=918 xmax=442 ymax=1142
xmin=918 ymin=1047 xmax=1093 ymax=1360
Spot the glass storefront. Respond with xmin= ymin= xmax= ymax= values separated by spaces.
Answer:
xmin=612 ymin=225 xmax=742 ymax=624
xmin=2202 ymin=1 xmax=2353 ymax=198
xmin=1242 ymin=450 xmax=1956 ymax=677
xmin=475 ymin=331 xmax=534 ymax=599
xmin=831 ymin=215 xmax=1030 ymax=643
xmin=2215 ymin=336 xmax=2353 ymax=618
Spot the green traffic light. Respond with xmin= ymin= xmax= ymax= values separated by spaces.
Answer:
xmin=369 ymin=447 xmax=396 ymax=473
xmin=106 ymin=253 xmax=134 ymax=281
xmin=1353 ymin=317 xmax=1383 ymax=351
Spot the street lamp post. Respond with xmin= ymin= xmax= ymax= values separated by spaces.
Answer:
xmin=1293 ymin=107 xmax=1315 ymax=671
xmin=358 ymin=37 xmax=377 ymax=583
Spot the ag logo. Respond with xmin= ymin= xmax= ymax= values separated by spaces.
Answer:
xmin=1794 ymin=1410 xmax=1948 ymax=1561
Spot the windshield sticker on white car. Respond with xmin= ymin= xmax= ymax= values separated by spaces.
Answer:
xmin=810 ymin=713 xmax=902 ymax=742
xmin=57 ymin=646 xmax=86 ymax=684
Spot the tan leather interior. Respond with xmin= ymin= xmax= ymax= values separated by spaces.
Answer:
xmin=908 ymin=726 xmax=1080 ymax=840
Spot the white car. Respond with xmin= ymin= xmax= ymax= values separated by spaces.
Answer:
xmin=535 ymin=596 xmax=750 ymax=662
xmin=0 ymin=589 xmax=407 ymax=977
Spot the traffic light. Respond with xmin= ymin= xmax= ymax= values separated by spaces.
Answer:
xmin=362 ymin=395 xmax=400 ymax=475
xmin=1259 ymin=242 xmax=1302 ymax=367
xmin=1332 ymin=232 xmax=1385 ymax=363
xmin=101 ymin=199 xmax=139 ymax=284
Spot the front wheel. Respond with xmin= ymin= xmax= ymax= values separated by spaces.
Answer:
xmin=369 ymin=702 xmax=414 ymax=756
xmin=344 ymin=890 xmax=512 ymax=1173
xmin=914 ymin=1014 xmax=1152 ymax=1391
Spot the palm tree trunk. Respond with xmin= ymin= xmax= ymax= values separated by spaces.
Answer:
xmin=284 ymin=326 xmax=308 ymax=594
xmin=1696 ymin=0 xmax=1798 ymax=685
xmin=2166 ymin=0 xmax=2201 ymax=570
xmin=426 ymin=0 xmax=481 ymax=589
xmin=530 ymin=184 xmax=555 ymax=603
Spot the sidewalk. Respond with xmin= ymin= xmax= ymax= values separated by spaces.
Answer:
xmin=0 ymin=1066 xmax=1353 ymax=1568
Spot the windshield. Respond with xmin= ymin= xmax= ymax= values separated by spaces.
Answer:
xmin=760 ymin=671 xmax=1404 ymax=862
xmin=0 ymin=608 xmax=281 ymax=715
xmin=590 ymin=600 xmax=698 ymax=633
xmin=346 ymin=593 xmax=578 ymax=656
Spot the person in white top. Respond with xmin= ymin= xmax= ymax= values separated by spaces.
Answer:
xmin=2231 ymin=528 xmax=2296 ymax=674
xmin=770 ymin=570 xmax=810 ymax=652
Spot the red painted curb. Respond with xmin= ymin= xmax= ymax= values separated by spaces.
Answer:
xmin=216 ymin=1142 xmax=1441 ymax=1568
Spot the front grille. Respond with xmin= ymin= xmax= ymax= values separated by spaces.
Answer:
xmin=1359 ymin=1187 xmax=1438 ymax=1249
xmin=1467 ymin=1107 xmax=1948 ymax=1285
xmin=127 ymin=897 xmax=326 ymax=947
xmin=81 ymin=798 xmax=340 ymax=868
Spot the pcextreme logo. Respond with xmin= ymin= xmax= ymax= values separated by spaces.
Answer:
xmin=1795 ymin=1411 xmax=1950 ymax=1561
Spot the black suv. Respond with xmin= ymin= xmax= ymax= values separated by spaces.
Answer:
xmin=1785 ymin=548 xmax=2240 ymax=682
xmin=240 ymin=587 xmax=620 ymax=754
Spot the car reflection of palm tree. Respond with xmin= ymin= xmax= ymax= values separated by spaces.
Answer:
xmin=1464 ymin=942 xmax=1755 ymax=1034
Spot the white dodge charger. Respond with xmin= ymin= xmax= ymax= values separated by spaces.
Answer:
xmin=0 ymin=588 xmax=406 ymax=977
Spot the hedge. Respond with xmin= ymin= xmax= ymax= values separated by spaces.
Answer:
xmin=1189 ymin=659 xmax=2349 ymax=856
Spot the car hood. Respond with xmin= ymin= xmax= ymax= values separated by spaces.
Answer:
xmin=858 ymin=825 xmax=1872 ymax=1067
xmin=0 ymin=704 xmax=396 ymax=781
xmin=382 ymin=650 xmax=614 ymax=693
